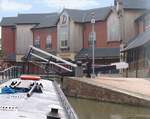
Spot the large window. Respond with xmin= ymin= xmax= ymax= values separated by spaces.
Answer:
xmin=88 ymin=32 xmax=96 ymax=47
xmin=46 ymin=35 xmax=52 ymax=49
xmin=58 ymin=13 xmax=69 ymax=50
xmin=34 ymin=36 xmax=40 ymax=48
xmin=59 ymin=26 xmax=68 ymax=49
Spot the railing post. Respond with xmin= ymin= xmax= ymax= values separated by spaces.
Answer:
xmin=14 ymin=67 xmax=16 ymax=78
xmin=8 ymin=70 xmax=10 ymax=79
xmin=2 ymin=72 xmax=4 ymax=79
xmin=12 ymin=67 xmax=14 ymax=78
xmin=13 ymin=67 xmax=15 ymax=78
xmin=5 ymin=71 xmax=7 ymax=79
xmin=10 ymin=69 xmax=12 ymax=79
xmin=15 ymin=67 xmax=18 ymax=78
xmin=3 ymin=71 xmax=5 ymax=79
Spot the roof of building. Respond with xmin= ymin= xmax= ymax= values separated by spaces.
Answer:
xmin=75 ymin=48 xmax=120 ymax=59
xmin=64 ymin=7 xmax=112 ymax=23
xmin=17 ymin=13 xmax=53 ymax=24
xmin=0 ymin=13 xmax=59 ymax=28
xmin=1 ymin=0 xmax=149 ymax=27
xmin=34 ymin=14 xmax=59 ymax=28
xmin=0 ymin=17 xmax=18 ymax=26
xmin=0 ymin=7 xmax=112 ymax=27
xmin=123 ymin=0 xmax=150 ymax=10
xmin=135 ymin=10 xmax=150 ymax=22
xmin=17 ymin=13 xmax=59 ymax=26
xmin=123 ymin=30 xmax=150 ymax=51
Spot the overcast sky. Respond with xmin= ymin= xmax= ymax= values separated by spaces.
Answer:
xmin=0 ymin=0 xmax=114 ymax=38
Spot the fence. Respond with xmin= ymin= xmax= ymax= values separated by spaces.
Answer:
xmin=0 ymin=66 xmax=22 ymax=81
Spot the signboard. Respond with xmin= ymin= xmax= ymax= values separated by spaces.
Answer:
xmin=57 ymin=53 xmax=75 ymax=60
xmin=111 ymin=62 xmax=129 ymax=69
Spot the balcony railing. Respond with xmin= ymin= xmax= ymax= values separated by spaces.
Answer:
xmin=0 ymin=66 xmax=22 ymax=82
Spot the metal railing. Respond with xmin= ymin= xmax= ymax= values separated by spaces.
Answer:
xmin=0 ymin=66 xmax=22 ymax=81
xmin=53 ymin=81 xmax=79 ymax=119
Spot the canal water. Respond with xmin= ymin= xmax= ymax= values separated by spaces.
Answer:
xmin=68 ymin=97 xmax=150 ymax=119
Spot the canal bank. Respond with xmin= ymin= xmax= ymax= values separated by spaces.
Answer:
xmin=62 ymin=77 xmax=150 ymax=107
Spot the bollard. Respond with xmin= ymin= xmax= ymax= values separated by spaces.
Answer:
xmin=75 ymin=61 xmax=83 ymax=77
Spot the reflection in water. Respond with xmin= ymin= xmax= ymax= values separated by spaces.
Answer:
xmin=68 ymin=97 xmax=150 ymax=119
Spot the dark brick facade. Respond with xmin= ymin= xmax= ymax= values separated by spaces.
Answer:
xmin=32 ymin=27 xmax=57 ymax=50
xmin=83 ymin=21 xmax=120 ymax=48
xmin=63 ymin=77 xmax=150 ymax=107
xmin=2 ymin=26 xmax=16 ymax=60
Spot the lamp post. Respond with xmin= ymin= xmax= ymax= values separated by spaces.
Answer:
xmin=91 ymin=12 xmax=96 ymax=78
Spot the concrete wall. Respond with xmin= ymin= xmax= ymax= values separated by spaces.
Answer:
xmin=107 ymin=11 xmax=120 ymax=42
xmin=57 ymin=11 xmax=83 ymax=54
xmin=32 ymin=27 xmax=57 ymax=51
xmin=69 ymin=21 xmax=83 ymax=52
xmin=138 ymin=20 xmax=144 ymax=34
xmin=62 ymin=77 xmax=150 ymax=107
xmin=123 ymin=10 xmax=144 ymax=42
xmin=16 ymin=25 xmax=35 ymax=55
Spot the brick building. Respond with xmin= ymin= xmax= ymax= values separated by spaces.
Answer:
xmin=0 ymin=7 xmax=121 ymax=67
xmin=1 ymin=0 xmax=149 ymax=72
xmin=0 ymin=13 xmax=59 ymax=73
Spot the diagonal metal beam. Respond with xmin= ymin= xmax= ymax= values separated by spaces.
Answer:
xmin=30 ymin=53 xmax=72 ymax=72
xmin=30 ymin=46 xmax=77 ymax=67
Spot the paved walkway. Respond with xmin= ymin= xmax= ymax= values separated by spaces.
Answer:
xmin=74 ymin=77 xmax=150 ymax=101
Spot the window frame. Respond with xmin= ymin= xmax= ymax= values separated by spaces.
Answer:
xmin=34 ymin=36 xmax=40 ymax=48
xmin=46 ymin=35 xmax=52 ymax=49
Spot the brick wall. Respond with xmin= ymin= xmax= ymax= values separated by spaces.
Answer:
xmin=62 ymin=77 xmax=150 ymax=107
xmin=32 ymin=27 xmax=57 ymax=50
xmin=83 ymin=21 xmax=120 ymax=48
xmin=2 ymin=26 xmax=16 ymax=58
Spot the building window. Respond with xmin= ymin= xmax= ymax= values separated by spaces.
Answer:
xmin=59 ymin=27 xmax=68 ymax=49
xmin=46 ymin=35 xmax=52 ymax=49
xmin=88 ymin=32 xmax=96 ymax=47
xmin=34 ymin=36 xmax=40 ymax=48
xmin=61 ymin=40 xmax=68 ymax=48
xmin=58 ymin=14 xmax=69 ymax=50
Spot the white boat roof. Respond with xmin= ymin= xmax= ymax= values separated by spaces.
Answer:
xmin=0 ymin=78 xmax=68 ymax=119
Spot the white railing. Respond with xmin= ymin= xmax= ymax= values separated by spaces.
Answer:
xmin=0 ymin=66 xmax=22 ymax=81
xmin=53 ymin=81 xmax=79 ymax=119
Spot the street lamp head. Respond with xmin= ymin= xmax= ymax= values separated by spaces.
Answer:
xmin=91 ymin=18 xmax=95 ymax=24
xmin=91 ymin=12 xmax=95 ymax=24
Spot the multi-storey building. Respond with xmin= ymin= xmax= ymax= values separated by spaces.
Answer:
xmin=1 ymin=0 xmax=149 ymax=73
xmin=0 ymin=7 xmax=120 ymax=67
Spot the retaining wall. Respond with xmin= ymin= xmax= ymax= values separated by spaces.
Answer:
xmin=62 ymin=77 xmax=150 ymax=107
